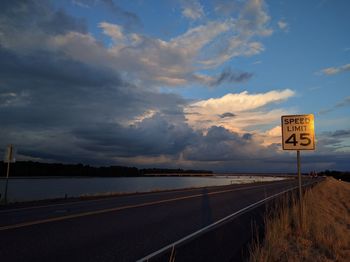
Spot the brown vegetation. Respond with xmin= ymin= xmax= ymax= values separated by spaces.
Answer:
xmin=249 ymin=178 xmax=350 ymax=262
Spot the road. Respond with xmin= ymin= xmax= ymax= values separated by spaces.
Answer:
xmin=0 ymin=178 xmax=319 ymax=261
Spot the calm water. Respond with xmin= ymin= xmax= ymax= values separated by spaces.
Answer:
xmin=0 ymin=175 xmax=286 ymax=203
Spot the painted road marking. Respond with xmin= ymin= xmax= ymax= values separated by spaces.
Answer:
xmin=0 ymin=184 xmax=237 ymax=214
xmin=0 ymin=179 xmax=292 ymax=214
xmin=0 ymin=182 xmax=295 ymax=231
xmin=137 ymin=180 xmax=320 ymax=262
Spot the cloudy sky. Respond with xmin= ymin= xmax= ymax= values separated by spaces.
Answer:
xmin=1 ymin=0 xmax=349 ymax=172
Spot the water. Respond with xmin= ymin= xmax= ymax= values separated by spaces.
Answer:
xmin=0 ymin=175 xmax=286 ymax=203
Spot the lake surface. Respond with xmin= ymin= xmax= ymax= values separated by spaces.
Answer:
xmin=0 ymin=175 xmax=287 ymax=203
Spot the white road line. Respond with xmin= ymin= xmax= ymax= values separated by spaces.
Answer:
xmin=137 ymin=180 xmax=318 ymax=262
xmin=0 ymin=182 xmax=292 ymax=231
xmin=0 ymin=180 xmax=292 ymax=214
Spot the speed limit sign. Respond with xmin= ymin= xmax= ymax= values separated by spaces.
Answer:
xmin=281 ymin=114 xmax=315 ymax=150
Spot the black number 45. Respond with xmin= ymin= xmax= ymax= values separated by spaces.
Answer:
xmin=285 ymin=133 xmax=311 ymax=146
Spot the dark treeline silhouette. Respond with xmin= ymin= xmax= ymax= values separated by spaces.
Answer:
xmin=141 ymin=168 xmax=213 ymax=175
xmin=0 ymin=161 xmax=212 ymax=177
xmin=319 ymin=170 xmax=350 ymax=182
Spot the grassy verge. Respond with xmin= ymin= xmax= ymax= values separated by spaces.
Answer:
xmin=249 ymin=178 xmax=350 ymax=262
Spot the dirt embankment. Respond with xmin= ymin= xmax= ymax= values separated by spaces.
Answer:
xmin=249 ymin=178 xmax=350 ymax=262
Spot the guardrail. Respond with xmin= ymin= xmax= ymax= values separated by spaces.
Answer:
xmin=137 ymin=179 xmax=321 ymax=262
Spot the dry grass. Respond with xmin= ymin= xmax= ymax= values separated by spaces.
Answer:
xmin=249 ymin=178 xmax=350 ymax=262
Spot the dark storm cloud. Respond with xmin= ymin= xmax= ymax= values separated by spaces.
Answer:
xmin=74 ymin=114 xmax=197 ymax=157
xmin=0 ymin=43 xmax=188 ymax=160
xmin=0 ymin=0 xmax=188 ymax=163
xmin=218 ymin=112 xmax=236 ymax=118
xmin=0 ymin=0 xmax=87 ymax=35
xmin=1 ymin=0 xmax=347 ymax=172
xmin=0 ymin=47 xmax=131 ymax=128
xmin=0 ymin=48 xmax=121 ymax=88
xmin=316 ymin=129 xmax=350 ymax=153
xmin=182 ymin=126 xmax=267 ymax=162
xmin=210 ymin=68 xmax=253 ymax=86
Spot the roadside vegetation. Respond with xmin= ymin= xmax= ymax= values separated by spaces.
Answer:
xmin=249 ymin=177 xmax=350 ymax=262
xmin=0 ymin=161 xmax=212 ymax=177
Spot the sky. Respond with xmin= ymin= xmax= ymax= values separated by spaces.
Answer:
xmin=0 ymin=0 xmax=349 ymax=172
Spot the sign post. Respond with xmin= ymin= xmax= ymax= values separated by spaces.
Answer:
xmin=281 ymin=114 xmax=315 ymax=229
xmin=3 ymin=144 xmax=15 ymax=204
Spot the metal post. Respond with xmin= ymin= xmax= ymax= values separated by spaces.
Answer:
xmin=4 ymin=144 xmax=13 ymax=204
xmin=297 ymin=150 xmax=303 ymax=229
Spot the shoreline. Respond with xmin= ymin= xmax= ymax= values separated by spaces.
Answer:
xmin=0 ymin=179 xmax=292 ymax=209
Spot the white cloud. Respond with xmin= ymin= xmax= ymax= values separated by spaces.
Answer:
xmin=99 ymin=22 xmax=125 ymax=41
xmin=262 ymin=125 xmax=282 ymax=146
xmin=185 ymin=89 xmax=295 ymax=135
xmin=2 ymin=0 xmax=272 ymax=88
xmin=50 ymin=0 xmax=271 ymax=88
xmin=187 ymin=89 xmax=294 ymax=113
xmin=237 ymin=0 xmax=272 ymax=37
xmin=181 ymin=0 xmax=205 ymax=20
xmin=198 ymin=0 xmax=272 ymax=68
xmin=321 ymin=63 xmax=350 ymax=75
xmin=277 ymin=20 xmax=288 ymax=32
xmin=48 ymin=21 xmax=233 ymax=86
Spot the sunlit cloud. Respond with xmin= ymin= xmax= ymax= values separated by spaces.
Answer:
xmin=0 ymin=0 xmax=272 ymax=89
xmin=99 ymin=22 xmax=125 ymax=42
xmin=320 ymin=63 xmax=350 ymax=75
xmin=2 ymin=0 xmax=348 ymax=172
xmin=185 ymin=89 xmax=295 ymax=135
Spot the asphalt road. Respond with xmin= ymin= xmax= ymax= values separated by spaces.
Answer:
xmin=0 ymin=178 xmax=320 ymax=262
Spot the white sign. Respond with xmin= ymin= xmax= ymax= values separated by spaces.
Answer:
xmin=4 ymin=144 xmax=15 ymax=163
xmin=281 ymin=114 xmax=315 ymax=150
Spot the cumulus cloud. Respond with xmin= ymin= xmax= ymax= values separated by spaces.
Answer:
xmin=0 ymin=1 xmax=189 ymax=164
xmin=74 ymin=113 xmax=197 ymax=157
xmin=320 ymin=63 xmax=350 ymax=75
xmin=185 ymin=89 xmax=295 ymax=135
xmin=99 ymin=22 xmax=125 ymax=41
xmin=0 ymin=0 xmax=272 ymax=88
xmin=2 ymin=0 xmax=324 ymax=172
xmin=42 ymin=20 xmax=234 ymax=87
xmin=36 ymin=0 xmax=271 ymax=87
xmin=182 ymin=126 xmax=275 ymax=162
xmin=237 ymin=0 xmax=273 ymax=37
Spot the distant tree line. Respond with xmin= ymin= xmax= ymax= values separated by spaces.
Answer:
xmin=319 ymin=170 xmax=350 ymax=182
xmin=140 ymin=168 xmax=213 ymax=175
xmin=0 ymin=161 xmax=212 ymax=177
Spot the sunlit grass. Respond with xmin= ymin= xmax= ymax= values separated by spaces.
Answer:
xmin=249 ymin=178 xmax=350 ymax=262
